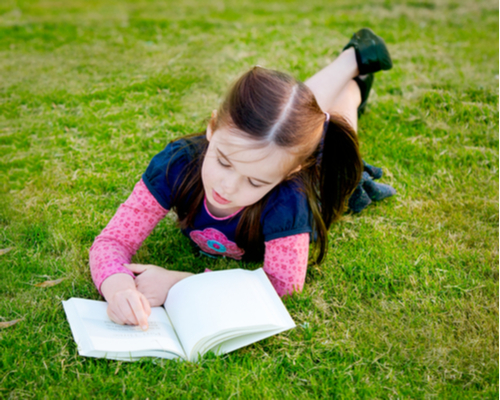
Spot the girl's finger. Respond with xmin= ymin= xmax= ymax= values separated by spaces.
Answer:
xmin=140 ymin=293 xmax=152 ymax=316
xmin=107 ymin=308 xmax=121 ymax=324
xmin=118 ymin=301 xmax=139 ymax=326
xmin=123 ymin=263 xmax=150 ymax=274
xmin=108 ymin=308 xmax=132 ymax=326
xmin=116 ymin=307 xmax=136 ymax=325
xmin=127 ymin=296 xmax=148 ymax=330
xmin=135 ymin=278 xmax=149 ymax=298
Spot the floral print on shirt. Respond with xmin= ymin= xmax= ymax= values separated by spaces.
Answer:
xmin=189 ymin=228 xmax=245 ymax=260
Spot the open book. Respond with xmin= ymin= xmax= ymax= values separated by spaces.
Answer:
xmin=63 ymin=268 xmax=295 ymax=362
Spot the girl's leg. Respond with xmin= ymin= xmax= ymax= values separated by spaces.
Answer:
xmin=327 ymin=79 xmax=361 ymax=132
xmin=304 ymin=48 xmax=359 ymax=114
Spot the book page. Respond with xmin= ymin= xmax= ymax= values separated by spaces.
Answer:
xmin=63 ymin=298 xmax=186 ymax=359
xmin=164 ymin=269 xmax=295 ymax=360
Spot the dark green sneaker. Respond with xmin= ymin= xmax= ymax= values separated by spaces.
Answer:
xmin=343 ymin=28 xmax=393 ymax=75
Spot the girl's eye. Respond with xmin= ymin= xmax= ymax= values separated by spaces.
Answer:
xmin=248 ymin=179 xmax=263 ymax=188
xmin=217 ymin=157 xmax=262 ymax=187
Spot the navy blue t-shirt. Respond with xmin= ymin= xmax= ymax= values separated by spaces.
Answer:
xmin=142 ymin=137 xmax=312 ymax=261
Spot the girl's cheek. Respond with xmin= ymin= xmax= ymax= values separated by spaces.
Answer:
xmin=201 ymin=161 xmax=213 ymax=189
xmin=245 ymin=188 xmax=267 ymax=205
xmin=201 ymin=155 xmax=216 ymax=179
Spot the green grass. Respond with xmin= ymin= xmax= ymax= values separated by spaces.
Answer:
xmin=0 ymin=0 xmax=498 ymax=398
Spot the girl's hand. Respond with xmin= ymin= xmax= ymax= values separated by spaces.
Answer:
xmin=124 ymin=264 xmax=194 ymax=307
xmin=100 ymin=273 xmax=152 ymax=330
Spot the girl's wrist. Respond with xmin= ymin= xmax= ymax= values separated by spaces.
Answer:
xmin=164 ymin=270 xmax=194 ymax=287
xmin=101 ymin=273 xmax=136 ymax=302
xmin=166 ymin=270 xmax=195 ymax=293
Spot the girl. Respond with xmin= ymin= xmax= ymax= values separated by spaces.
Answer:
xmin=90 ymin=28 xmax=395 ymax=330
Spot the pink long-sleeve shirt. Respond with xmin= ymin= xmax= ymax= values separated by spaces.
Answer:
xmin=90 ymin=179 xmax=310 ymax=297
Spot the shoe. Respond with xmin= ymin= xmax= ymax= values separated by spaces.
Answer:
xmin=343 ymin=28 xmax=393 ymax=75
xmin=354 ymin=73 xmax=374 ymax=116
xmin=361 ymin=172 xmax=396 ymax=201
xmin=348 ymin=183 xmax=372 ymax=213
xmin=363 ymin=160 xmax=383 ymax=180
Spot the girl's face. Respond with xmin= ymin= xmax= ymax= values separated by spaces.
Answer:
xmin=202 ymin=123 xmax=299 ymax=218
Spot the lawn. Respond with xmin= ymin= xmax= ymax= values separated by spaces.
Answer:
xmin=0 ymin=0 xmax=498 ymax=398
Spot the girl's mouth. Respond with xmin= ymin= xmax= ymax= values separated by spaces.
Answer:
xmin=212 ymin=189 xmax=230 ymax=205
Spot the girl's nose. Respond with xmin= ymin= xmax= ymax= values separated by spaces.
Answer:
xmin=221 ymin=173 xmax=239 ymax=195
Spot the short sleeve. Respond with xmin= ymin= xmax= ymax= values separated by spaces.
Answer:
xmin=142 ymin=138 xmax=194 ymax=210
xmin=261 ymin=179 xmax=312 ymax=242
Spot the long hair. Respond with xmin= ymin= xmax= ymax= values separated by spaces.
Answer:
xmin=171 ymin=66 xmax=363 ymax=263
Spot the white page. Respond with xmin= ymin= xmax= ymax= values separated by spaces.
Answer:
xmin=165 ymin=268 xmax=295 ymax=360
xmin=63 ymin=298 xmax=186 ymax=359
xmin=208 ymin=327 xmax=292 ymax=355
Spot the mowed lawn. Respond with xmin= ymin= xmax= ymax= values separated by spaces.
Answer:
xmin=0 ymin=0 xmax=498 ymax=398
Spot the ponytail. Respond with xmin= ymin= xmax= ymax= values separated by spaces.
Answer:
xmin=308 ymin=114 xmax=363 ymax=263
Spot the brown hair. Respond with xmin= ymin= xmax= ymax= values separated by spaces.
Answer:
xmin=171 ymin=67 xmax=363 ymax=262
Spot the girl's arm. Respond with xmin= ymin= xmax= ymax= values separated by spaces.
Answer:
xmin=263 ymin=233 xmax=310 ymax=297
xmin=89 ymin=179 xmax=169 ymax=293
xmin=89 ymin=179 xmax=170 ymax=327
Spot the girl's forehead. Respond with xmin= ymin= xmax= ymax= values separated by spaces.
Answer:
xmin=211 ymin=128 xmax=296 ymax=174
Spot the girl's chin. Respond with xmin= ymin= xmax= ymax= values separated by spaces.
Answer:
xmin=206 ymin=197 xmax=244 ymax=218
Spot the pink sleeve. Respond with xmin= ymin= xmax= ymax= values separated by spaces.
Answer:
xmin=89 ymin=179 xmax=169 ymax=294
xmin=263 ymin=233 xmax=310 ymax=297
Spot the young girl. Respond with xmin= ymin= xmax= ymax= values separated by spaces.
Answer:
xmin=90 ymin=28 xmax=395 ymax=330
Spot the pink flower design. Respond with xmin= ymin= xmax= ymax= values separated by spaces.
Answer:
xmin=189 ymin=228 xmax=245 ymax=260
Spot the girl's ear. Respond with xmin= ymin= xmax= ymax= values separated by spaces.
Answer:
xmin=287 ymin=164 xmax=302 ymax=177
xmin=207 ymin=110 xmax=217 ymax=142
xmin=207 ymin=109 xmax=218 ymax=142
